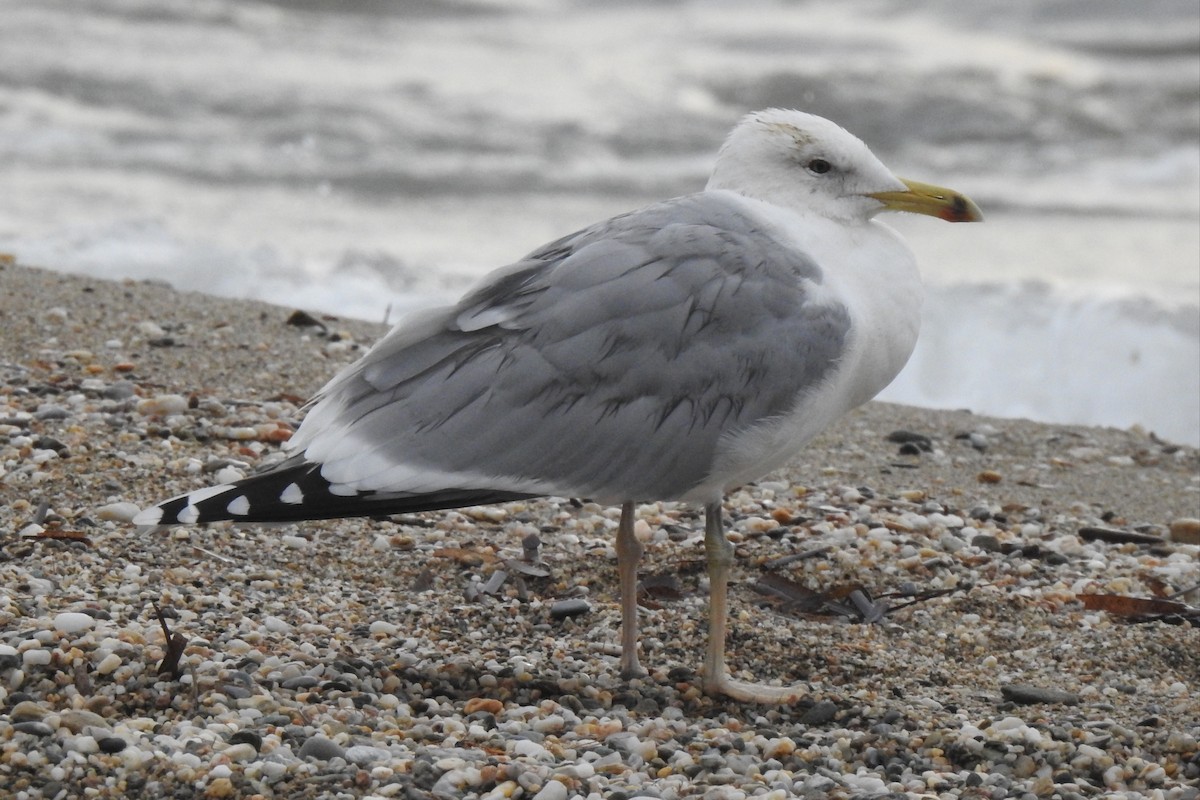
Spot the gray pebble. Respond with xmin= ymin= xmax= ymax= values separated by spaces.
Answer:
xmin=1001 ymin=684 xmax=1081 ymax=705
xmin=13 ymin=721 xmax=54 ymax=737
xmin=101 ymin=381 xmax=137 ymax=400
xmin=549 ymin=599 xmax=591 ymax=620
xmin=800 ymin=700 xmax=839 ymax=726
xmin=345 ymin=744 xmax=392 ymax=765
xmin=972 ymin=534 xmax=1003 ymax=552
xmin=298 ymin=736 xmax=346 ymax=761
xmin=33 ymin=406 xmax=70 ymax=421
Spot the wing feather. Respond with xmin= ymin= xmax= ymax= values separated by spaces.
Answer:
xmin=290 ymin=192 xmax=851 ymax=502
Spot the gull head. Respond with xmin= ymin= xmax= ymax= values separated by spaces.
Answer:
xmin=707 ymin=108 xmax=982 ymax=224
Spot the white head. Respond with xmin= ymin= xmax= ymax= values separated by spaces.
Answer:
xmin=707 ymin=108 xmax=982 ymax=225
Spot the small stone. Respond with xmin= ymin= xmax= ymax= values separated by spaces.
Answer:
xmin=972 ymin=534 xmax=1003 ymax=552
xmin=464 ymin=697 xmax=503 ymax=716
xmin=94 ymin=502 xmax=141 ymax=522
xmin=345 ymin=745 xmax=392 ymax=765
xmin=53 ymin=612 xmax=96 ymax=634
xmin=977 ymin=470 xmax=1003 ymax=484
xmin=532 ymin=780 xmax=569 ymax=800
xmin=549 ymin=599 xmax=591 ymax=620
xmin=101 ymin=381 xmax=137 ymax=400
xmin=96 ymin=653 xmax=122 ymax=675
xmin=12 ymin=721 xmax=54 ymax=737
xmin=66 ymin=735 xmax=99 ymax=754
xmin=1001 ymin=684 xmax=1081 ymax=705
xmin=1168 ymin=518 xmax=1200 ymax=544
xmin=98 ymin=737 xmax=127 ymax=754
xmin=59 ymin=709 xmax=109 ymax=733
xmin=229 ymin=730 xmax=263 ymax=751
xmin=206 ymin=777 xmax=235 ymax=798
xmin=23 ymin=649 xmax=52 ymax=667
xmin=136 ymin=394 xmax=190 ymax=417
xmin=368 ymin=620 xmax=399 ymax=636
xmin=298 ymin=736 xmax=346 ymax=761
xmin=223 ymin=743 xmax=258 ymax=762
xmin=11 ymin=701 xmax=49 ymax=722
xmin=800 ymin=700 xmax=838 ymax=725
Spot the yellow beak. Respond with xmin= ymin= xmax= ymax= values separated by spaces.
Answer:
xmin=869 ymin=178 xmax=983 ymax=223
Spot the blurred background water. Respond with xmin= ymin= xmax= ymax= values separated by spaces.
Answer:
xmin=2 ymin=0 xmax=1197 ymax=444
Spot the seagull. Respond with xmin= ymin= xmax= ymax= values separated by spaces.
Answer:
xmin=135 ymin=108 xmax=981 ymax=702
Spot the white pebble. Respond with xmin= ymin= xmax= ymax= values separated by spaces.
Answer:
xmin=214 ymin=465 xmax=244 ymax=484
xmin=369 ymin=620 xmax=399 ymax=636
xmin=222 ymin=744 xmax=257 ymax=763
xmin=53 ymin=612 xmax=96 ymax=634
xmin=345 ymin=745 xmax=392 ymax=765
xmin=281 ymin=535 xmax=310 ymax=549
xmin=511 ymin=739 xmax=548 ymax=759
xmin=95 ymin=502 xmax=141 ymax=523
xmin=67 ymin=735 xmax=99 ymax=754
xmin=23 ymin=647 xmax=51 ymax=666
xmin=96 ymin=653 xmax=122 ymax=675
xmin=532 ymin=781 xmax=568 ymax=800
xmin=137 ymin=394 xmax=189 ymax=417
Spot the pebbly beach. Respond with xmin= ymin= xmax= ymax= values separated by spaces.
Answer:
xmin=0 ymin=261 xmax=1197 ymax=798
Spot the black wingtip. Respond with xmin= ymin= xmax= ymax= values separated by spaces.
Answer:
xmin=136 ymin=458 xmax=539 ymax=525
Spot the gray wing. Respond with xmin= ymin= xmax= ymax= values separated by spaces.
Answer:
xmin=291 ymin=192 xmax=851 ymax=501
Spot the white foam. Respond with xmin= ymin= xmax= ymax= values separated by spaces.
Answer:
xmin=882 ymin=282 xmax=1200 ymax=446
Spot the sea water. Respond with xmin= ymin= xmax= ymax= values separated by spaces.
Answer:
xmin=1 ymin=0 xmax=1197 ymax=445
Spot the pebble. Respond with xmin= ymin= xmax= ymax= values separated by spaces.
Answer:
xmin=549 ymin=599 xmax=591 ymax=619
xmin=98 ymin=737 xmax=127 ymax=754
xmin=52 ymin=612 xmax=96 ymax=634
xmin=22 ymin=649 xmax=52 ymax=667
xmin=800 ymin=700 xmax=838 ymax=726
xmin=96 ymin=652 xmax=123 ymax=674
xmin=1001 ymin=684 xmax=1082 ymax=705
xmin=95 ymin=501 xmax=142 ymax=522
xmin=136 ymin=393 xmax=190 ymax=416
xmin=531 ymin=781 xmax=569 ymax=800
xmin=1168 ymin=517 xmax=1200 ymax=544
xmin=12 ymin=721 xmax=54 ymax=737
xmin=222 ymin=743 xmax=258 ymax=762
xmin=298 ymin=736 xmax=346 ymax=761
xmin=369 ymin=620 xmax=399 ymax=636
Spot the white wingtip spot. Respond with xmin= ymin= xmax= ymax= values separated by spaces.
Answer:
xmin=133 ymin=507 xmax=163 ymax=526
xmin=280 ymin=482 xmax=304 ymax=505
xmin=178 ymin=505 xmax=200 ymax=524
xmin=226 ymin=495 xmax=251 ymax=516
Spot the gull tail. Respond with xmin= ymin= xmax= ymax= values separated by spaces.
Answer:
xmin=132 ymin=456 xmax=536 ymax=526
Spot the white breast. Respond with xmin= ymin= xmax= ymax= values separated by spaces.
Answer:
xmin=690 ymin=198 xmax=923 ymax=502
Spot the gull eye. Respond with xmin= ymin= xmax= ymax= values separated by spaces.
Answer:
xmin=807 ymin=158 xmax=832 ymax=175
